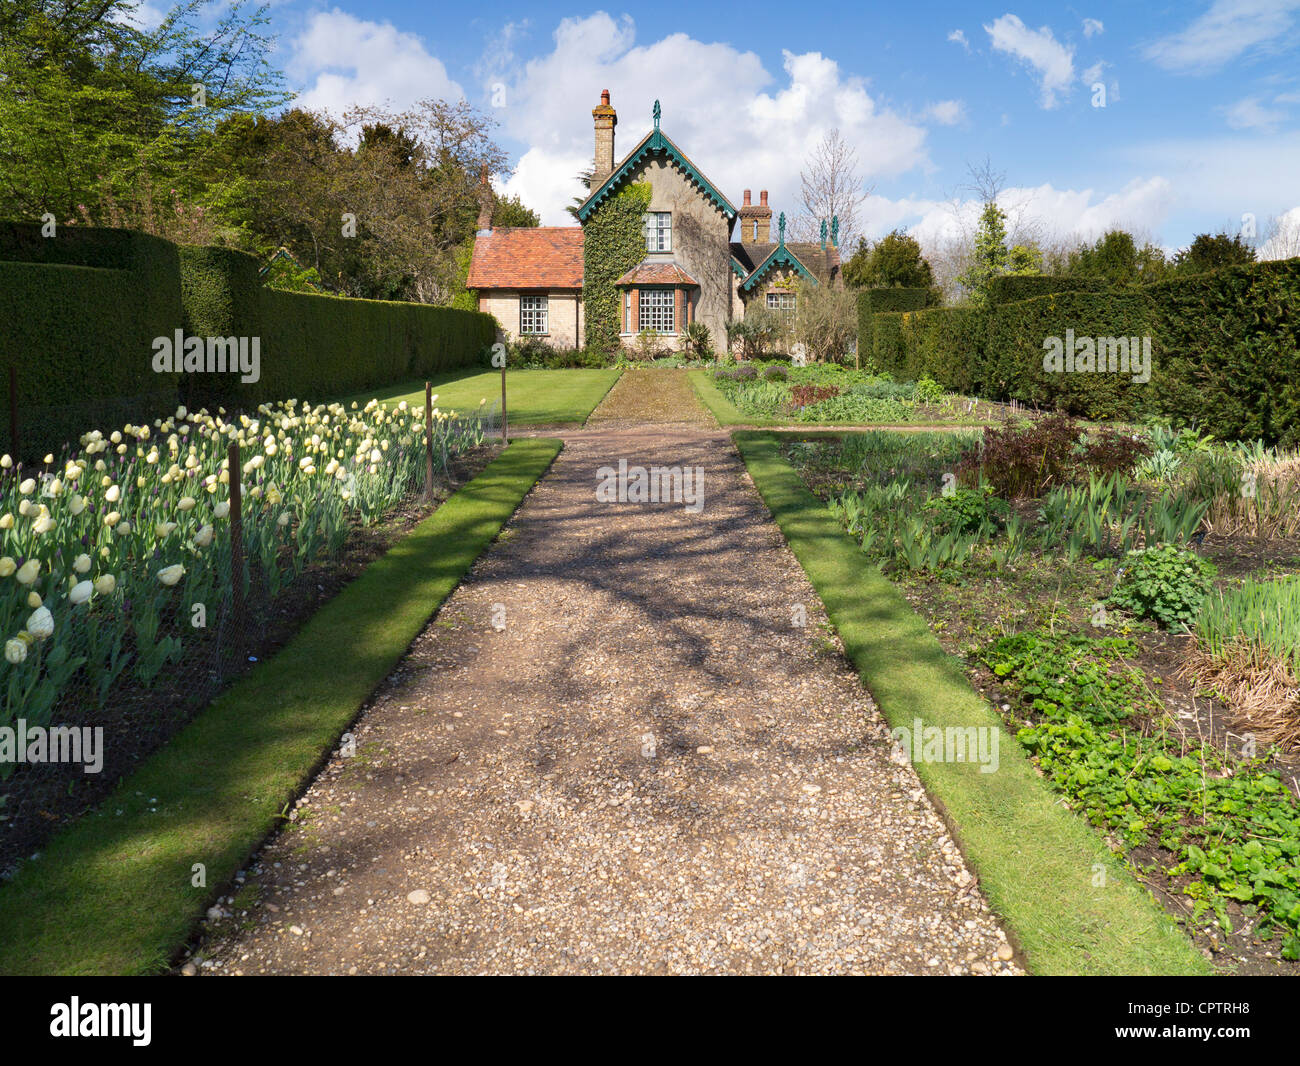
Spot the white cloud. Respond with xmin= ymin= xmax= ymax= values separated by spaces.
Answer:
xmin=288 ymin=8 xmax=464 ymax=114
xmin=948 ymin=29 xmax=971 ymax=52
xmin=110 ymin=1 xmax=167 ymax=29
xmin=924 ymin=100 xmax=966 ymax=125
xmin=984 ymin=14 xmax=1076 ymax=108
xmin=1082 ymin=18 xmax=1105 ymax=38
xmin=1143 ymin=0 xmax=1300 ymax=73
xmin=1082 ymin=60 xmax=1107 ymax=84
xmin=1222 ymin=95 xmax=1289 ymax=129
xmin=492 ymin=15 xmax=932 ymax=225
xmin=868 ymin=176 xmax=1176 ymax=249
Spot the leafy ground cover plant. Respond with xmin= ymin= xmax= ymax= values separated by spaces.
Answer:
xmin=986 ymin=629 xmax=1300 ymax=961
xmin=1108 ymin=544 xmax=1216 ymax=630
xmin=924 ymin=484 xmax=1010 ymax=535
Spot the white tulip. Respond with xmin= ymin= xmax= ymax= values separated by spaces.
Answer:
xmin=69 ymin=580 xmax=93 ymax=605
xmin=157 ymin=564 xmax=185 ymax=587
xmin=27 ymin=606 xmax=54 ymax=640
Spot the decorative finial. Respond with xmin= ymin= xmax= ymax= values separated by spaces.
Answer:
xmin=819 ymin=219 xmax=828 ymax=249
xmin=831 ymin=215 xmax=840 ymax=247
xmin=778 ymin=212 xmax=786 ymax=245
xmin=653 ymin=99 xmax=661 ymax=129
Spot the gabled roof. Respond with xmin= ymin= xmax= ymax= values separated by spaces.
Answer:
xmin=577 ymin=114 xmax=737 ymax=223
xmin=466 ymin=227 xmax=584 ymax=289
xmin=731 ymin=241 xmax=842 ymax=292
xmin=614 ymin=260 xmax=699 ymax=286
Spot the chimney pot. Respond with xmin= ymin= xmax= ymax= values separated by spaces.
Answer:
xmin=743 ymin=189 xmax=752 ymax=206
xmin=600 ymin=89 xmax=610 ymax=105
xmin=760 ymin=190 xmax=768 ymax=206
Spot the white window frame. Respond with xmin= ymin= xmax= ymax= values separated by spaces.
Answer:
xmin=519 ymin=294 xmax=548 ymax=335
xmin=644 ymin=212 xmax=672 ymax=252
xmin=639 ymin=288 xmax=675 ymax=334
xmin=766 ymin=291 xmax=796 ymax=321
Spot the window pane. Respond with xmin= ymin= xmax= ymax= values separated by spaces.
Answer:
xmin=644 ymin=212 xmax=671 ymax=252
xmin=640 ymin=288 xmax=675 ymax=333
xmin=520 ymin=294 xmax=548 ymax=334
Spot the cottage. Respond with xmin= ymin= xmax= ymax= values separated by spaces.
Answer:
xmin=467 ymin=91 xmax=842 ymax=351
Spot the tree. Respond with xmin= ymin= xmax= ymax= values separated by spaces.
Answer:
xmin=956 ymin=202 xmax=1042 ymax=304
xmin=794 ymin=129 xmax=869 ymax=247
xmin=1173 ymin=231 xmax=1257 ymax=275
xmin=841 ymin=229 xmax=934 ymax=289
xmin=0 ymin=0 xmax=288 ymax=223
xmin=1066 ymin=229 xmax=1167 ymax=286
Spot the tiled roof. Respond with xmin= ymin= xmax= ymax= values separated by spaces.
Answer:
xmin=730 ymin=242 xmax=841 ymax=286
xmin=614 ymin=260 xmax=699 ymax=286
xmin=466 ymin=227 xmax=584 ymax=289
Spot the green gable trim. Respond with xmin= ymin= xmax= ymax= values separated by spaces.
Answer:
xmin=577 ymin=128 xmax=737 ymax=223
xmin=731 ymin=257 xmax=748 ymax=280
xmin=738 ymin=246 xmax=817 ymax=295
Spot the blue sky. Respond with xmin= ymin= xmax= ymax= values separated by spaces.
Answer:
xmin=148 ymin=1 xmax=1300 ymax=254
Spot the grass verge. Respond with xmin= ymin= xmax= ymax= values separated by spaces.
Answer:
xmin=0 ymin=439 xmax=563 ymax=975
xmin=733 ymin=430 xmax=1210 ymax=975
xmin=688 ymin=369 xmax=753 ymax=425
xmin=338 ymin=368 xmax=622 ymax=425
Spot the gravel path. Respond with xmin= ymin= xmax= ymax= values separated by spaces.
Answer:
xmin=192 ymin=374 xmax=1021 ymax=976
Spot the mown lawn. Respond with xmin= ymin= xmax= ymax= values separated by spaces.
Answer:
xmin=339 ymin=368 xmax=622 ymax=426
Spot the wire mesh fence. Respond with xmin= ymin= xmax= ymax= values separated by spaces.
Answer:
xmin=0 ymin=386 xmax=496 ymax=869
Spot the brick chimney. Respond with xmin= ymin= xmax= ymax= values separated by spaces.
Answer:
xmin=592 ymin=89 xmax=617 ymax=186
xmin=475 ymin=164 xmax=493 ymax=234
xmin=738 ymin=189 xmax=773 ymax=244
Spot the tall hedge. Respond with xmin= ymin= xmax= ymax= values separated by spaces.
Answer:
xmin=986 ymin=274 xmax=1111 ymax=306
xmin=897 ymin=307 xmax=987 ymax=392
xmin=174 ymin=246 xmax=494 ymax=407
xmin=0 ymin=225 xmax=496 ymax=457
xmin=855 ymin=286 xmax=935 ymax=359
xmin=1145 ymin=260 xmax=1300 ymax=444
xmin=985 ymin=291 xmax=1157 ymax=420
xmin=0 ymin=224 xmax=181 ymax=457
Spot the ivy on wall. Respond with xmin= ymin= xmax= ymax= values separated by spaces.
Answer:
xmin=582 ymin=181 xmax=651 ymax=352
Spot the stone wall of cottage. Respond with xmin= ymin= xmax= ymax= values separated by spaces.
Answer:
xmin=626 ymin=157 xmax=733 ymax=350
xmin=479 ymin=291 xmax=584 ymax=349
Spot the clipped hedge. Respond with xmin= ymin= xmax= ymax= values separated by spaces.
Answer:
xmin=987 ymin=274 xmax=1111 ymax=306
xmin=858 ymin=261 xmax=1300 ymax=439
xmin=1146 ymin=260 xmax=1300 ymax=444
xmin=856 ymin=286 xmax=935 ymax=361
xmin=985 ymin=291 xmax=1157 ymax=420
xmin=897 ymin=306 xmax=988 ymax=392
xmin=0 ymin=224 xmax=181 ymax=457
xmin=0 ymin=226 xmax=496 ymax=454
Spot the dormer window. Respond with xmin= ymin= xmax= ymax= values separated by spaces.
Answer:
xmin=644 ymin=211 xmax=671 ymax=252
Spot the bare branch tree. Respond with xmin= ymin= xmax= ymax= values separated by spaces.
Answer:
xmin=795 ymin=129 xmax=871 ymax=247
